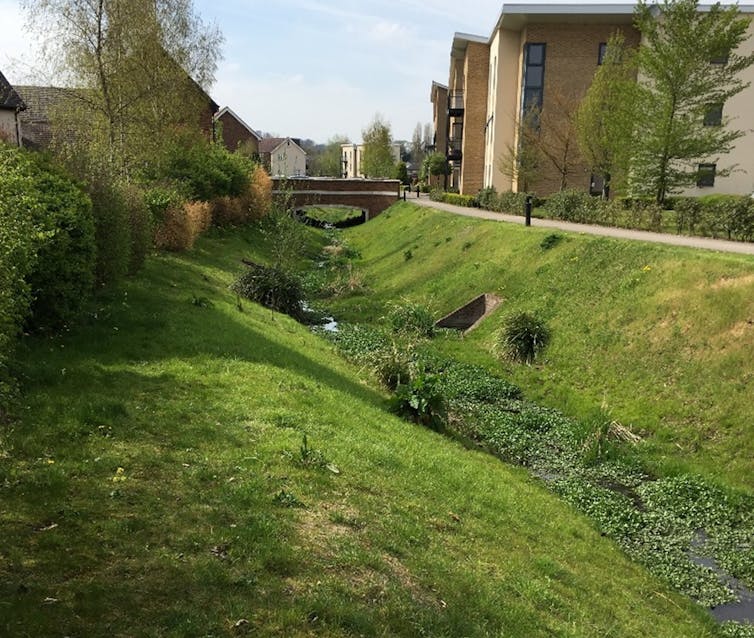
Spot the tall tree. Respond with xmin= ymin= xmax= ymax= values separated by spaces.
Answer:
xmin=630 ymin=0 xmax=754 ymax=203
xmin=309 ymin=135 xmax=350 ymax=177
xmin=411 ymin=122 xmax=424 ymax=166
xmin=23 ymin=0 xmax=223 ymax=178
xmin=497 ymin=110 xmax=541 ymax=193
xmin=576 ymin=33 xmax=640 ymax=198
xmin=361 ymin=114 xmax=396 ymax=178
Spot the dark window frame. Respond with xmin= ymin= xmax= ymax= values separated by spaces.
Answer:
xmin=697 ymin=163 xmax=716 ymax=187
xmin=598 ymin=42 xmax=608 ymax=65
xmin=703 ymin=103 xmax=723 ymax=126
xmin=521 ymin=42 xmax=546 ymax=124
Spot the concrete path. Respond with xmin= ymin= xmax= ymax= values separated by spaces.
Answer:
xmin=408 ymin=194 xmax=754 ymax=256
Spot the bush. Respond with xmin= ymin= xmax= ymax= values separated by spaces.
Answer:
xmin=89 ymin=179 xmax=132 ymax=284
xmin=121 ymin=183 xmax=152 ymax=275
xmin=499 ymin=312 xmax=551 ymax=364
xmin=231 ymin=262 xmax=305 ymax=321
xmin=386 ymin=301 xmax=435 ymax=338
xmin=0 ymin=147 xmax=96 ymax=330
xmin=154 ymin=201 xmax=212 ymax=252
xmin=476 ymin=188 xmax=530 ymax=215
xmin=429 ymin=190 xmax=477 ymax=207
xmin=698 ymin=195 xmax=754 ymax=241
xmin=544 ymin=189 xmax=600 ymax=223
xmin=392 ymin=368 xmax=446 ymax=430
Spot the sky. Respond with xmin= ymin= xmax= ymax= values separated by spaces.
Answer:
xmin=0 ymin=0 xmax=503 ymax=143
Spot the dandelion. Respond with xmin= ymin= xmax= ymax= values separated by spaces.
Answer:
xmin=642 ymin=265 xmax=652 ymax=272
xmin=112 ymin=467 xmax=127 ymax=482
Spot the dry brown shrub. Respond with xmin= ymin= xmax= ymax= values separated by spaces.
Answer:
xmin=211 ymin=196 xmax=246 ymax=226
xmin=155 ymin=201 xmax=212 ymax=251
xmin=244 ymin=165 xmax=273 ymax=221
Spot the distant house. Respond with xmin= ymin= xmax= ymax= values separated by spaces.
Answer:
xmin=215 ymin=106 xmax=261 ymax=156
xmin=259 ymin=137 xmax=307 ymax=177
xmin=340 ymin=142 xmax=401 ymax=178
xmin=0 ymin=70 xmax=26 ymax=147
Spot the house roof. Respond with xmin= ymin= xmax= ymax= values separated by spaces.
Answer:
xmin=451 ymin=32 xmax=489 ymax=59
xmin=259 ymin=136 xmax=307 ymax=156
xmin=215 ymin=106 xmax=262 ymax=140
xmin=14 ymin=85 xmax=78 ymax=149
xmin=430 ymin=80 xmax=448 ymax=101
xmin=0 ymin=70 xmax=26 ymax=111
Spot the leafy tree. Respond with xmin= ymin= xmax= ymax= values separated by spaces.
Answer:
xmin=23 ymin=0 xmax=223 ymax=179
xmin=420 ymin=152 xmax=449 ymax=184
xmin=309 ymin=135 xmax=349 ymax=177
xmin=411 ymin=122 xmax=425 ymax=166
xmin=361 ymin=114 xmax=396 ymax=178
xmin=576 ymin=33 xmax=640 ymax=199
xmin=396 ymin=161 xmax=409 ymax=185
xmin=498 ymin=110 xmax=541 ymax=193
xmin=630 ymin=0 xmax=754 ymax=203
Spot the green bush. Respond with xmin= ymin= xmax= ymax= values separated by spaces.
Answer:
xmin=392 ymin=368 xmax=446 ymax=430
xmin=122 ymin=184 xmax=153 ymax=274
xmin=544 ymin=189 xmax=600 ymax=223
xmin=476 ymin=188 xmax=530 ymax=215
xmin=0 ymin=147 xmax=96 ymax=331
xmin=499 ymin=312 xmax=551 ymax=364
xmin=231 ymin=262 xmax=305 ymax=322
xmin=429 ymin=190 xmax=477 ymax=208
xmin=156 ymin=139 xmax=253 ymax=201
xmin=386 ymin=301 xmax=435 ymax=338
xmin=89 ymin=179 xmax=131 ymax=285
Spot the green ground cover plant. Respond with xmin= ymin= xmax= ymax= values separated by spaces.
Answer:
xmin=0 ymin=220 xmax=720 ymax=637
xmin=329 ymin=202 xmax=754 ymax=491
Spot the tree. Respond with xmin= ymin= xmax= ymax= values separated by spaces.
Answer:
xmin=420 ymin=152 xmax=449 ymax=186
xmin=630 ymin=0 xmax=754 ymax=203
xmin=497 ymin=113 xmax=541 ymax=193
xmin=576 ymin=33 xmax=640 ymax=198
xmin=361 ymin=114 xmax=396 ymax=178
xmin=23 ymin=0 xmax=223 ymax=179
xmin=308 ymin=135 xmax=349 ymax=177
xmin=411 ymin=122 xmax=425 ymax=166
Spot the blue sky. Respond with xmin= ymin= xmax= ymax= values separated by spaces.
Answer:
xmin=2 ymin=0 xmax=503 ymax=143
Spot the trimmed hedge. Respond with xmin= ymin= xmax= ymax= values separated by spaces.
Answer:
xmin=429 ymin=189 xmax=477 ymax=208
xmin=476 ymin=188 xmax=531 ymax=215
xmin=675 ymin=195 xmax=754 ymax=241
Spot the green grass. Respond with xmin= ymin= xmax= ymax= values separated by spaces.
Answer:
xmin=330 ymin=202 xmax=754 ymax=491
xmin=0 ymin=223 xmax=720 ymax=636
xmin=303 ymin=206 xmax=363 ymax=224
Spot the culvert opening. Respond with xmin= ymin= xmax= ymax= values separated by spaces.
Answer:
xmin=435 ymin=293 xmax=502 ymax=333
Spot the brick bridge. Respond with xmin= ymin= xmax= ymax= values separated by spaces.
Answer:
xmin=271 ymin=177 xmax=401 ymax=220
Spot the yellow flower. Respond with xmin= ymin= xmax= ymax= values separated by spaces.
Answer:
xmin=112 ymin=467 xmax=127 ymax=482
xmin=642 ymin=265 xmax=652 ymax=272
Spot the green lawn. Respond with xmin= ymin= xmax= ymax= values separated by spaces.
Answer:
xmin=0 ymin=223 xmax=719 ymax=637
xmin=330 ymin=202 xmax=754 ymax=491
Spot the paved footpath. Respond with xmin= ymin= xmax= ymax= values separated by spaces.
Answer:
xmin=408 ymin=195 xmax=754 ymax=256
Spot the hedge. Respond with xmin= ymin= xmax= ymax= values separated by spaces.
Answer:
xmin=429 ymin=189 xmax=477 ymax=208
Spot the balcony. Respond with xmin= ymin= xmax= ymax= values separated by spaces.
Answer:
xmin=447 ymin=137 xmax=463 ymax=161
xmin=448 ymin=91 xmax=464 ymax=117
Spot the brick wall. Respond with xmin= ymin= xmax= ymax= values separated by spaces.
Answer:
xmin=271 ymin=178 xmax=400 ymax=219
xmin=461 ymin=42 xmax=490 ymax=196
xmin=524 ymin=23 xmax=640 ymax=195
xmin=218 ymin=112 xmax=259 ymax=154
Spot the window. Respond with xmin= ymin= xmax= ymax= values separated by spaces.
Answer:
xmin=697 ymin=163 xmax=716 ymax=187
xmin=598 ymin=42 xmax=608 ymax=65
xmin=710 ymin=51 xmax=729 ymax=65
xmin=521 ymin=43 xmax=546 ymax=120
xmin=704 ymin=104 xmax=723 ymax=126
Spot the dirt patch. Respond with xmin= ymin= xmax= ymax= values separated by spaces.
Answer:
xmin=707 ymin=274 xmax=754 ymax=291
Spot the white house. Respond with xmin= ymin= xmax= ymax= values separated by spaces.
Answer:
xmin=0 ymin=70 xmax=26 ymax=147
xmin=259 ymin=137 xmax=307 ymax=177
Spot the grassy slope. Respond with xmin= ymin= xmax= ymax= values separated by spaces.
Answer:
xmin=331 ymin=202 xmax=754 ymax=490
xmin=0 ymin=225 xmax=717 ymax=637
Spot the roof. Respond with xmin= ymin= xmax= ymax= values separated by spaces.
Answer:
xmin=430 ymin=80 xmax=448 ymax=101
xmin=259 ymin=136 xmax=307 ymax=156
xmin=0 ymin=70 xmax=26 ymax=111
xmin=215 ymin=106 xmax=262 ymax=140
xmin=451 ymin=32 xmax=489 ymax=59
xmin=494 ymin=3 xmax=635 ymax=31
xmin=14 ymin=85 xmax=78 ymax=149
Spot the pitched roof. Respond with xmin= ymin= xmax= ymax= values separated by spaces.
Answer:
xmin=215 ymin=106 xmax=262 ymax=140
xmin=259 ymin=136 xmax=307 ymax=155
xmin=0 ymin=70 xmax=26 ymax=111
xmin=14 ymin=85 xmax=77 ymax=149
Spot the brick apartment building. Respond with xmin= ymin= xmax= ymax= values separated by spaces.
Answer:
xmin=431 ymin=3 xmax=754 ymax=197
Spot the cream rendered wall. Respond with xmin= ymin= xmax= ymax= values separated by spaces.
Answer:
xmin=271 ymin=141 xmax=306 ymax=177
xmin=0 ymin=110 xmax=20 ymax=146
xmin=485 ymin=28 xmax=524 ymax=192
xmin=687 ymin=16 xmax=754 ymax=196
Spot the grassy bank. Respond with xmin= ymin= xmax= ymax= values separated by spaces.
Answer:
xmin=330 ymin=202 xmax=754 ymax=490
xmin=0 ymin=223 xmax=719 ymax=636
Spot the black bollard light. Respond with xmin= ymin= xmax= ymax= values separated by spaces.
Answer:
xmin=525 ymin=195 xmax=533 ymax=227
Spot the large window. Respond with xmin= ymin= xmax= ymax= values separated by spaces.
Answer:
xmin=522 ymin=43 xmax=546 ymax=120
xmin=697 ymin=163 xmax=716 ymax=187
xmin=704 ymin=103 xmax=723 ymax=126
xmin=598 ymin=42 xmax=608 ymax=65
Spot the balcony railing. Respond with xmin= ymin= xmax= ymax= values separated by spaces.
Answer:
xmin=448 ymin=91 xmax=464 ymax=116
xmin=447 ymin=137 xmax=463 ymax=161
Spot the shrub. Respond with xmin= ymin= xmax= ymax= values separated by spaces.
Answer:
xmin=497 ymin=191 xmax=530 ymax=215
xmin=211 ymin=196 xmax=246 ymax=226
xmin=674 ymin=197 xmax=703 ymax=235
xmin=499 ymin=311 xmax=551 ymax=364
xmin=154 ymin=200 xmax=212 ymax=252
xmin=476 ymin=187 xmax=499 ymax=210
xmin=540 ymin=233 xmax=564 ymax=250
xmin=231 ymin=262 xmax=305 ymax=321
xmin=392 ymin=368 xmax=446 ymax=430
xmin=121 ymin=184 xmax=152 ymax=275
xmin=156 ymin=138 xmax=253 ymax=201
xmin=212 ymin=164 xmax=273 ymax=226
xmin=0 ymin=147 xmax=96 ymax=330
xmin=89 ymin=179 xmax=131 ymax=284
xmin=544 ymin=189 xmax=599 ymax=223
xmin=386 ymin=301 xmax=435 ymax=338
